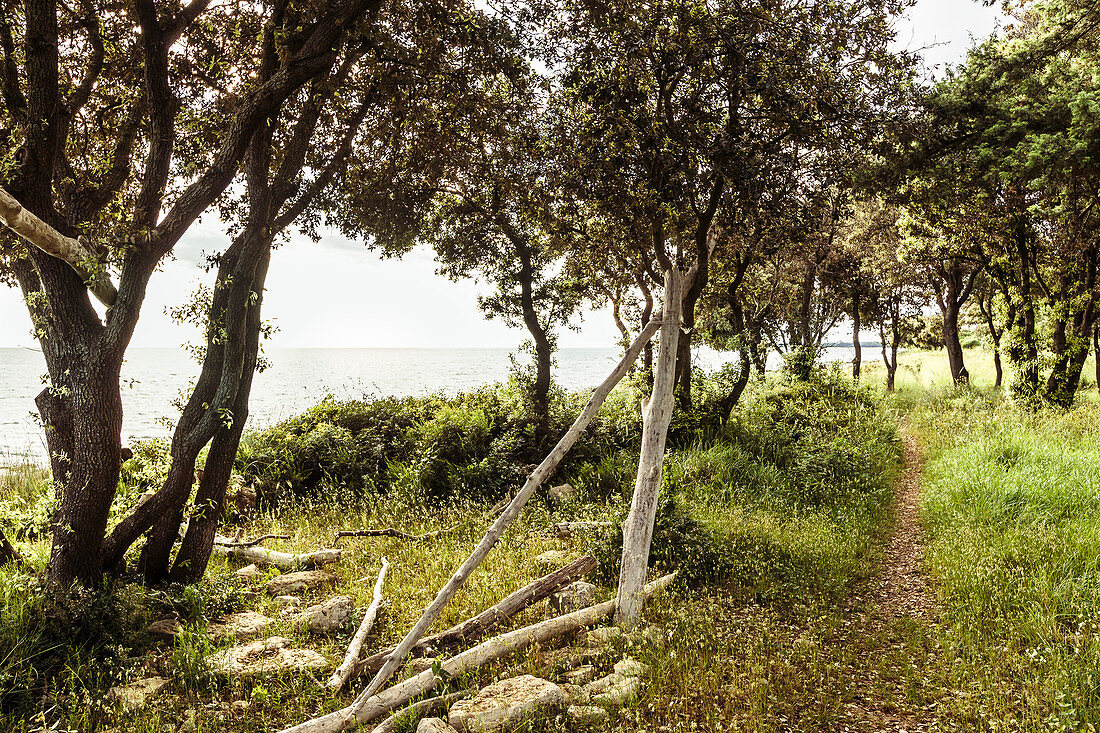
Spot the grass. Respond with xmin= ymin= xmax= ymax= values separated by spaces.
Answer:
xmin=0 ymin=370 xmax=909 ymax=732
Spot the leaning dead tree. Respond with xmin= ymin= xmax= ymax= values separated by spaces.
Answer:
xmin=327 ymin=316 xmax=664 ymax=718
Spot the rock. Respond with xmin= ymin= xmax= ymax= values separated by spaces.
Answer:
xmin=148 ymin=618 xmax=181 ymax=643
xmin=567 ymin=705 xmax=609 ymax=727
xmin=448 ymin=675 xmax=566 ymax=733
xmin=207 ymin=636 xmax=330 ymax=678
xmin=265 ymin=569 xmax=337 ymax=596
xmin=293 ymin=595 xmax=354 ymax=634
xmin=226 ymin=482 xmax=257 ymax=515
xmin=642 ymin=624 xmax=664 ymax=646
xmin=208 ymin=611 xmax=274 ymax=641
xmin=562 ymin=665 xmax=599 ymax=685
xmin=230 ymin=700 xmax=251 ymax=714
xmin=540 ymin=646 xmax=602 ymax=671
xmin=417 ymin=719 xmax=458 ymax=733
xmin=613 ymin=657 xmax=649 ymax=678
xmin=107 ymin=676 xmax=170 ymax=712
xmin=560 ymin=683 xmax=587 ymax=704
xmin=549 ymin=581 xmax=597 ymax=615
xmin=235 ymin=564 xmax=263 ymax=580
xmin=584 ymin=627 xmax=622 ymax=646
xmin=533 ymin=550 xmax=574 ymax=573
xmin=547 ymin=483 xmax=576 ymax=505
xmin=178 ymin=710 xmax=198 ymax=733
xmin=584 ymin=673 xmax=641 ymax=707
xmin=274 ymin=595 xmax=301 ymax=609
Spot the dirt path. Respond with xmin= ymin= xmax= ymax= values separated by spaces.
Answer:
xmin=871 ymin=430 xmax=936 ymax=620
xmin=832 ymin=427 xmax=943 ymax=733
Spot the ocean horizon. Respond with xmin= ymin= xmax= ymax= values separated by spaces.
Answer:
xmin=1 ymin=343 xmax=868 ymax=460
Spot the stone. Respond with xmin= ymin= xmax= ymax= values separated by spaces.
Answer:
xmin=567 ymin=705 xmax=610 ymax=727
xmin=540 ymin=646 xmax=602 ymax=671
xmin=293 ymin=595 xmax=354 ymax=633
xmin=560 ymin=683 xmax=587 ymax=705
xmin=265 ymin=569 xmax=337 ymax=596
xmin=107 ymin=676 xmax=170 ymax=712
xmin=549 ymin=581 xmax=597 ymax=615
xmin=417 ymin=719 xmax=458 ymax=733
xmin=642 ymin=624 xmax=664 ymax=646
xmin=584 ymin=627 xmax=622 ymax=646
xmin=562 ymin=665 xmax=599 ymax=685
xmin=235 ymin=564 xmax=263 ymax=580
xmin=207 ymin=636 xmax=330 ymax=678
xmin=448 ymin=675 xmax=566 ymax=733
xmin=613 ymin=657 xmax=649 ymax=678
xmin=547 ymin=483 xmax=576 ymax=505
xmin=148 ymin=618 xmax=181 ymax=643
xmin=584 ymin=673 xmax=641 ymax=707
xmin=533 ymin=550 xmax=574 ymax=573
xmin=208 ymin=611 xmax=274 ymax=641
xmin=274 ymin=595 xmax=301 ymax=609
xmin=230 ymin=700 xmax=251 ymax=714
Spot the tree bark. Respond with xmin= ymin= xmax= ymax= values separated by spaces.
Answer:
xmin=615 ymin=268 xmax=682 ymax=629
xmin=0 ymin=528 xmax=21 ymax=566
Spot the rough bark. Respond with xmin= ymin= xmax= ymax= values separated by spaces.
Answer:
xmin=615 ymin=268 xmax=682 ymax=628
xmin=351 ymin=319 xmax=663 ymax=705
xmin=349 ymin=555 xmax=597 ymax=680
xmin=282 ymin=574 xmax=675 ymax=733
xmin=330 ymin=557 xmax=390 ymax=692
xmin=0 ymin=528 xmax=21 ymax=566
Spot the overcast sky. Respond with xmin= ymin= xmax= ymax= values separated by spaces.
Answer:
xmin=0 ymin=0 xmax=1006 ymax=350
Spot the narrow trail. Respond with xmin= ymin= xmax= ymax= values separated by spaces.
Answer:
xmin=833 ymin=427 xmax=943 ymax=733
xmin=871 ymin=430 xmax=936 ymax=620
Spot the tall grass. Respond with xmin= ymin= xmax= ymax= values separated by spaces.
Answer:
xmin=911 ymin=395 xmax=1100 ymax=729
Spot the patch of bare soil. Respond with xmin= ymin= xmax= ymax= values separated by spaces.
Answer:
xmin=835 ymin=428 xmax=944 ymax=733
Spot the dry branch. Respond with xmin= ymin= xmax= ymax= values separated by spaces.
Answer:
xmin=214 ymin=533 xmax=290 ymax=548
xmin=332 ymin=527 xmax=455 ymax=545
xmin=329 ymin=557 xmax=390 ymax=692
xmin=347 ymin=317 xmax=663 ymax=707
xmin=349 ymin=555 xmax=598 ymax=680
xmin=280 ymin=573 xmax=676 ymax=733
xmin=0 ymin=185 xmax=118 ymax=306
xmin=367 ymin=691 xmax=467 ymax=733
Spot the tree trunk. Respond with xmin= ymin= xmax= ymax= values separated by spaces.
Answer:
xmin=1095 ymin=325 xmax=1100 ymax=395
xmin=513 ymin=236 xmax=553 ymax=443
xmin=0 ymin=528 xmax=21 ymax=566
xmin=941 ymin=299 xmax=968 ymax=385
xmin=615 ymin=268 xmax=682 ymax=629
xmin=852 ymin=290 xmax=862 ymax=381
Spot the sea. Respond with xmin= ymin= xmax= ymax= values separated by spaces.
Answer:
xmin=0 ymin=345 xmax=862 ymax=460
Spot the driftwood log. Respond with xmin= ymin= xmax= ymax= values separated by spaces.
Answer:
xmin=214 ymin=533 xmax=290 ymax=548
xmin=347 ymin=317 xmax=664 ymax=706
xmin=329 ymin=557 xmax=391 ymax=692
xmin=212 ymin=542 xmax=342 ymax=570
xmin=280 ymin=573 xmax=676 ymax=733
xmin=349 ymin=555 xmax=598 ymax=680
xmin=367 ymin=691 xmax=468 ymax=733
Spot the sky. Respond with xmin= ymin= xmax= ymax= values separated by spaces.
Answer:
xmin=0 ymin=0 xmax=1007 ymax=351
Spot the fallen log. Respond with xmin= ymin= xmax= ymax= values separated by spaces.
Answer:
xmin=212 ymin=543 xmax=342 ymax=570
xmin=346 ymin=317 xmax=663 ymax=708
xmin=349 ymin=555 xmax=598 ymax=680
xmin=280 ymin=573 xmax=676 ymax=733
xmin=368 ymin=691 xmax=467 ymax=733
xmin=329 ymin=557 xmax=391 ymax=692
xmin=550 ymin=521 xmax=614 ymax=539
